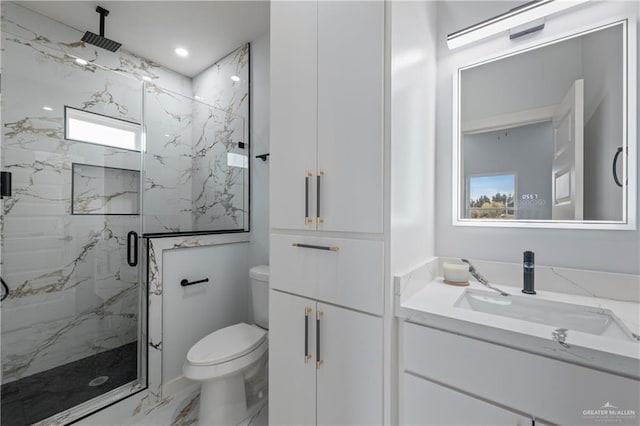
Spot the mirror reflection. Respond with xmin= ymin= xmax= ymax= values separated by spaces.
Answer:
xmin=459 ymin=22 xmax=628 ymax=223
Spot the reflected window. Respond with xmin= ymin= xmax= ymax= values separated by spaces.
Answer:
xmin=65 ymin=107 xmax=141 ymax=151
xmin=468 ymin=173 xmax=516 ymax=219
xmin=227 ymin=152 xmax=248 ymax=169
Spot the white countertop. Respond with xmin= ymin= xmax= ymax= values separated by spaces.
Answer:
xmin=397 ymin=277 xmax=640 ymax=379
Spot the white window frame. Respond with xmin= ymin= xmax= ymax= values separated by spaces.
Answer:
xmin=64 ymin=106 xmax=141 ymax=152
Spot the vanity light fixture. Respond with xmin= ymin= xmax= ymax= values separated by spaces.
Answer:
xmin=447 ymin=0 xmax=590 ymax=50
xmin=175 ymin=47 xmax=189 ymax=57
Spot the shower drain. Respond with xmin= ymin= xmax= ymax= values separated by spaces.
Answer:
xmin=88 ymin=376 xmax=109 ymax=387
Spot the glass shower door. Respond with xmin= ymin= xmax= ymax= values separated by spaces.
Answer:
xmin=0 ymin=30 xmax=145 ymax=425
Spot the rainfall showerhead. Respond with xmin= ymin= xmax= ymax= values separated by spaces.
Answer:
xmin=81 ymin=6 xmax=122 ymax=52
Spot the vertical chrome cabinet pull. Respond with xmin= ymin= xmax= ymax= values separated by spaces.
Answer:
xmin=316 ymin=310 xmax=323 ymax=368
xmin=304 ymin=307 xmax=312 ymax=363
xmin=305 ymin=171 xmax=313 ymax=225
xmin=316 ymin=170 xmax=324 ymax=224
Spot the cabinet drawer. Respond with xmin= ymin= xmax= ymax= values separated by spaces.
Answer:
xmin=402 ymin=373 xmax=530 ymax=426
xmin=403 ymin=322 xmax=640 ymax=425
xmin=271 ymin=233 xmax=384 ymax=315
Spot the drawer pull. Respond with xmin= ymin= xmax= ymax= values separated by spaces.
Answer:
xmin=305 ymin=171 xmax=313 ymax=225
xmin=316 ymin=170 xmax=324 ymax=224
xmin=291 ymin=243 xmax=339 ymax=252
xmin=316 ymin=310 xmax=323 ymax=369
xmin=304 ymin=307 xmax=312 ymax=363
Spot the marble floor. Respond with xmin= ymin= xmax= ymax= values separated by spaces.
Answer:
xmin=123 ymin=385 xmax=268 ymax=426
xmin=1 ymin=342 xmax=138 ymax=426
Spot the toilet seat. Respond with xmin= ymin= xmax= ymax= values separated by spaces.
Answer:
xmin=187 ymin=323 xmax=267 ymax=366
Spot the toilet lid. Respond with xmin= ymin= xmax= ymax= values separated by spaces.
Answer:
xmin=187 ymin=323 xmax=267 ymax=366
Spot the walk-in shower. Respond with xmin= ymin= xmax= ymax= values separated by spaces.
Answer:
xmin=1 ymin=13 xmax=145 ymax=424
xmin=1 ymin=2 xmax=250 ymax=424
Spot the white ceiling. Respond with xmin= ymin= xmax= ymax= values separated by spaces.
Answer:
xmin=18 ymin=1 xmax=270 ymax=77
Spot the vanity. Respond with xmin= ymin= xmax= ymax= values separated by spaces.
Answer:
xmin=396 ymin=258 xmax=640 ymax=426
xmin=400 ymin=3 xmax=640 ymax=423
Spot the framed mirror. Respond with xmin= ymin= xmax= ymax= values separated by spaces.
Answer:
xmin=453 ymin=19 xmax=636 ymax=229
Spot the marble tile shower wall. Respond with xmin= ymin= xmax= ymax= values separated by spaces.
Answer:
xmin=191 ymin=45 xmax=250 ymax=232
xmin=1 ymin=2 xmax=249 ymax=386
xmin=144 ymin=45 xmax=250 ymax=234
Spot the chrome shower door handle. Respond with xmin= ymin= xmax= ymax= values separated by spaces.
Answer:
xmin=127 ymin=231 xmax=138 ymax=267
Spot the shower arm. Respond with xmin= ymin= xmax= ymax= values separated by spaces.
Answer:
xmin=97 ymin=6 xmax=109 ymax=37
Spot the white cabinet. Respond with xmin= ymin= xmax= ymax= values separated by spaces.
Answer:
xmin=270 ymin=234 xmax=384 ymax=315
xmin=269 ymin=290 xmax=383 ymax=426
xmin=402 ymin=322 xmax=640 ymax=426
xmin=403 ymin=373 xmax=530 ymax=426
xmin=269 ymin=291 xmax=316 ymax=425
xmin=270 ymin=0 xmax=384 ymax=234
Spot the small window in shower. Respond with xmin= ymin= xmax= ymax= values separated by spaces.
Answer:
xmin=65 ymin=106 xmax=141 ymax=151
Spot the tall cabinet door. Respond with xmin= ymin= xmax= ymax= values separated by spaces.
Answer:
xmin=270 ymin=0 xmax=318 ymax=230
xmin=269 ymin=290 xmax=317 ymax=426
xmin=316 ymin=303 xmax=383 ymax=426
xmin=317 ymin=1 xmax=384 ymax=234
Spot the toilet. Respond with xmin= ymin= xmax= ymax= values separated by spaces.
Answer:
xmin=183 ymin=265 xmax=269 ymax=425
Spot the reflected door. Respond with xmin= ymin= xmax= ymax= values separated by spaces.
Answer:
xmin=552 ymin=79 xmax=584 ymax=220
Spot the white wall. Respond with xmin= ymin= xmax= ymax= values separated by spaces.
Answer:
xmin=435 ymin=1 xmax=640 ymax=274
xmin=390 ymin=2 xmax=438 ymax=424
xmin=162 ymin=242 xmax=250 ymax=383
xmin=390 ymin=1 xmax=437 ymax=276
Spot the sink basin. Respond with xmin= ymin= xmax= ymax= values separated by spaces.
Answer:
xmin=454 ymin=289 xmax=638 ymax=342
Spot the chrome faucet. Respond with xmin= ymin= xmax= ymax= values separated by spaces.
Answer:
xmin=461 ymin=259 xmax=510 ymax=296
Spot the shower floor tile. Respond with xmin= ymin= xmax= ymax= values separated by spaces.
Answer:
xmin=1 ymin=342 xmax=138 ymax=426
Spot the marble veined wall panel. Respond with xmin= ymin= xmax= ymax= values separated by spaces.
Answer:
xmin=143 ymin=44 xmax=250 ymax=234
xmin=191 ymin=45 xmax=250 ymax=232
xmin=143 ymin=87 xmax=194 ymax=234
xmin=0 ymin=3 xmax=159 ymax=383
xmin=72 ymin=164 xmax=140 ymax=215
xmin=191 ymin=103 xmax=247 ymax=231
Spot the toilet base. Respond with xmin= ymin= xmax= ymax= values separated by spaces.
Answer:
xmin=198 ymin=373 xmax=247 ymax=426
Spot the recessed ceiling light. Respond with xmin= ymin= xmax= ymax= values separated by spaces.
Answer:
xmin=142 ymin=76 xmax=152 ymax=82
xmin=231 ymin=75 xmax=241 ymax=82
xmin=164 ymin=134 xmax=170 ymax=137
xmin=75 ymin=58 xmax=88 ymax=65
xmin=175 ymin=47 xmax=189 ymax=57
xmin=43 ymin=106 xmax=53 ymax=111
xmin=194 ymin=95 xmax=203 ymax=101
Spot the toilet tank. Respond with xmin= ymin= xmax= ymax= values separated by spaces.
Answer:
xmin=250 ymin=265 xmax=270 ymax=329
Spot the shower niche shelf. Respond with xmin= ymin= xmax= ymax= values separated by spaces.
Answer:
xmin=71 ymin=163 xmax=140 ymax=215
